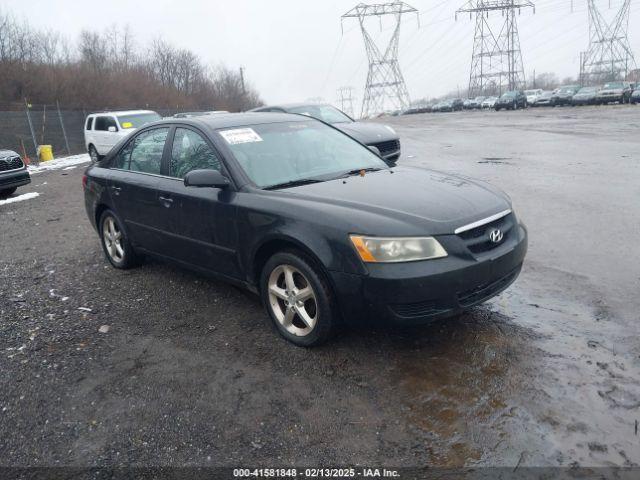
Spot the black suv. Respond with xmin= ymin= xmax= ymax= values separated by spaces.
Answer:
xmin=495 ymin=91 xmax=527 ymax=111
xmin=0 ymin=150 xmax=30 ymax=198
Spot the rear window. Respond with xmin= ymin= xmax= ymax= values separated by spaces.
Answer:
xmin=85 ymin=117 xmax=94 ymax=130
xmin=117 ymin=113 xmax=162 ymax=130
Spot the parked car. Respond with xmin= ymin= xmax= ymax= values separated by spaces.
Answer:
xmin=451 ymin=98 xmax=465 ymax=111
xmin=403 ymin=104 xmax=431 ymax=115
xmin=85 ymin=110 xmax=162 ymax=162
xmin=533 ymin=90 xmax=554 ymax=106
xmin=82 ymin=113 xmax=527 ymax=347
xmin=463 ymin=99 xmax=474 ymax=110
xmin=524 ymin=89 xmax=543 ymax=105
xmin=435 ymin=100 xmax=454 ymax=112
xmin=495 ymin=91 xmax=527 ymax=111
xmin=174 ymin=111 xmax=229 ymax=118
xmin=597 ymin=81 xmax=633 ymax=104
xmin=631 ymin=88 xmax=640 ymax=104
xmin=571 ymin=86 xmax=600 ymax=106
xmin=481 ymin=97 xmax=498 ymax=109
xmin=0 ymin=149 xmax=30 ymax=198
xmin=550 ymin=85 xmax=581 ymax=106
xmin=250 ymin=103 xmax=400 ymax=162
xmin=471 ymin=96 xmax=486 ymax=109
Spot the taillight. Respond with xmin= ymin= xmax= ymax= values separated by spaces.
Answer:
xmin=82 ymin=174 xmax=88 ymax=189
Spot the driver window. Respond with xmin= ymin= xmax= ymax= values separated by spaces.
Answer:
xmin=170 ymin=128 xmax=221 ymax=178
xmin=115 ymin=128 xmax=169 ymax=174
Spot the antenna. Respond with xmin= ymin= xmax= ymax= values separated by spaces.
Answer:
xmin=342 ymin=2 xmax=418 ymax=118
xmin=457 ymin=0 xmax=535 ymax=97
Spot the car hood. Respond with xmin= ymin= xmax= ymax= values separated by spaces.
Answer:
xmin=272 ymin=166 xmax=511 ymax=236
xmin=334 ymin=121 xmax=397 ymax=145
xmin=497 ymin=97 xmax=516 ymax=103
xmin=0 ymin=149 xmax=19 ymax=159
xmin=599 ymin=88 xmax=623 ymax=94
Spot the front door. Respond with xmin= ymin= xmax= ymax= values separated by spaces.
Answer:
xmin=154 ymin=126 xmax=240 ymax=279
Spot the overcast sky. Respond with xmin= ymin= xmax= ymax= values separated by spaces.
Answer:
xmin=3 ymin=0 xmax=640 ymax=107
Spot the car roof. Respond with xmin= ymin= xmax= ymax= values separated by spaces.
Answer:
xmin=145 ymin=112 xmax=309 ymax=130
xmin=88 ymin=110 xmax=158 ymax=117
xmin=252 ymin=102 xmax=333 ymax=111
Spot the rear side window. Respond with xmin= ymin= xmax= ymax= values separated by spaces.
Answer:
xmin=113 ymin=127 xmax=169 ymax=175
xmin=85 ymin=117 xmax=94 ymax=130
xmin=95 ymin=116 xmax=118 ymax=131
xmin=170 ymin=128 xmax=221 ymax=178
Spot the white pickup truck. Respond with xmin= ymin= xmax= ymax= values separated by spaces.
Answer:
xmin=84 ymin=110 xmax=161 ymax=162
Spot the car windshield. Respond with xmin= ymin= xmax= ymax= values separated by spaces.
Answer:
xmin=603 ymin=82 xmax=623 ymax=89
xmin=219 ymin=121 xmax=387 ymax=189
xmin=502 ymin=92 xmax=517 ymax=98
xmin=525 ymin=90 xmax=539 ymax=95
xmin=559 ymin=86 xmax=577 ymax=93
xmin=117 ymin=113 xmax=161 ymax=129
xmin=286 ymin=105 xmax=352 ymax=124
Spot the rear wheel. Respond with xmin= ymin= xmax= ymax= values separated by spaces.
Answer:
xmin=99 ymin=210 xmax=139 ymax=269
xmin=260 ymin=251 xmax=336 ymax=347
xmin=0 ymin=187 xmax=17 ymax=199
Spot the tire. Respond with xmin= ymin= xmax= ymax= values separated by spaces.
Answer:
xmin=260 ymin=250 xmax=336 ymax=347
xmin=0 ymin=187 xmax=17 ymax=198
xmin=98 ymin=209 xmax=140 ymax=269
xmin=89 ymin=145 xmax=100 ymax=163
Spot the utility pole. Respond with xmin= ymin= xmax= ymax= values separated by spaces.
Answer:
xmin=239 ymin=66 xmax=246 ymax=95
xmin=456 ymin=1 xmax=535 ymax=97
xmin=580 ymin=0 xmax=636 ymax=85
xmin=342 ymin=2 xmax=419 ymax=118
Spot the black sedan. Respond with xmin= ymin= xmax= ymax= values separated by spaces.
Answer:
xmin=631 ymin=88 xmax=640 ymax=104
xmin=0 ymin=149 xmax=30 ymax=198
xmin=550 ymin=85 xmax=581 ymax=106
xmin=249 ymin=103 xmax=400 ymax=163
xmin=571 ymin=86 xmax=600 ymax=106
xmin=83 ymin=113 xmax=528 ymax=346
xmin=494 ymin=91 xmax=527 ymax=110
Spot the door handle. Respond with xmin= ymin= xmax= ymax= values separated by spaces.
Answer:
xmin=158 ymin=195 xmax=174 ymax=207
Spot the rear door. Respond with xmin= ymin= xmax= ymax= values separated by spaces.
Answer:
xmin=94 ymin=116 xmax=119 ymax=154
xmin=108 ymin=126 xmax=172 ymax=254
xmin=154 ymin=126 xmax=240 ymax=278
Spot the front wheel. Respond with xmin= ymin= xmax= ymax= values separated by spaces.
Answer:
xmin=0 ymin=187 xmax=17 ymax=198
xmin=89 ymin=145 xmax=100 ymax=163
xmin=260 ymin=251 xmax=336 ymax=347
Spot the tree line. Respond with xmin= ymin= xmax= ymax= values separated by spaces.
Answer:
xmin=0 ymin=8 xmax=262 ymax=112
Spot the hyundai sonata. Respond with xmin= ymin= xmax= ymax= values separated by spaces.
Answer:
xmin=83 ymin=113 xmax=527 ymax=347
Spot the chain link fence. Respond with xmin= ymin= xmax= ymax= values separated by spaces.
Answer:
xmin=0 ymin=103 xmax=179 ymax=165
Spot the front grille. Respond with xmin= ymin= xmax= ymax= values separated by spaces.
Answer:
xmin=458 ymin=267 xmax=521 ymax=308
xmin=457 ymin=213 xmax=515 ymax=255
xmin=372 ymin=139 xmax=400 ymax=156
xmin=389 ymin=299 xmax=445 ymax=318
xmin=0 ymin=156 xmax=24 ymax=172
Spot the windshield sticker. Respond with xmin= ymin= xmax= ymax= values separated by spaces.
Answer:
xmin=121 ymin=122 xmax=133 ymax=129
xmin=220 ymin=128 xmax=263 ymax=145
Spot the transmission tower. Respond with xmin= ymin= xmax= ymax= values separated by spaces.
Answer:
xmin=580 ymin=0 xmax=636 ymax=85
xmin=457 ymin=1 xmax=535 ymax=97
xmin=342 ymin=2 xmax=418 ymax=118
xmin=336 ymin=86 xmax=357 ymax=118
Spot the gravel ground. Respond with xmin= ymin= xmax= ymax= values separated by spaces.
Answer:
xmin=1 ymin=106 xmax=639 ymax=469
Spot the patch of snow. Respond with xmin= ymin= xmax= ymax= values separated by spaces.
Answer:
xmin=0 ymin=192 xmax=40 ymax=206
xmin=28 ymin=154 xmax=90 ymax=174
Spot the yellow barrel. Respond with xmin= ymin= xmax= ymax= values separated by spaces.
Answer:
xmin=38 ymin=145 xmax=54 ymax=162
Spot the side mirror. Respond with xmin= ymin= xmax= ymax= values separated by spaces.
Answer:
xmin=184 ymin=169 xmax=230 ymax=189
xmin=368 ymin=145 xmax=382 ymax=157
xmin=108 ymin=126 xmax=117 ymax=133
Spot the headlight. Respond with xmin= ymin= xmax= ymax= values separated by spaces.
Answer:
xmin=350 ymin=235 xmax=447 ymax=263
xmin=385 ymin=125 xmax=396 ymax=135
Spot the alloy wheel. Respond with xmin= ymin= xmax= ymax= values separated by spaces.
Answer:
xmin=90 ymin=147 xmax=98 ymax=163
xmin=102 ymin=216 xmax=124 ymax=263
xmin=267 ymin=264 xmax=317 ymax=337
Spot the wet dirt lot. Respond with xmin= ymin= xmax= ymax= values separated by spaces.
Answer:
xmin=1 ymin=105 xmax=639 ymax=469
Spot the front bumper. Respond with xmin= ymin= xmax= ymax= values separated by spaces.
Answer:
xmin=598 ymin=93 xmax=623 ymax=103
xmin=0 ymin=168 xmax=31 ymax=190
xmin=330 ymin=222 xmax=528 ymax=326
